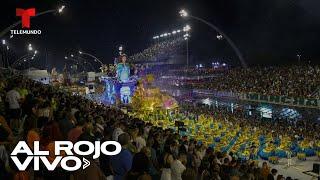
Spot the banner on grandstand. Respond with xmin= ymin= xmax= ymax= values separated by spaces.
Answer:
xmin=193 ymin=89 xmax=241 ymax=99
xmin=240 ymin=93 xmax=320 ymax=109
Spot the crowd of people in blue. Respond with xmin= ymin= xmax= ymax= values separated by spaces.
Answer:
xmin=178 ymin=104 xmax=319 ymax=159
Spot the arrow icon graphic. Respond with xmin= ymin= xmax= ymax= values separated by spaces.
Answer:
xmin=83 ymin=157 xmax=90 ymax=169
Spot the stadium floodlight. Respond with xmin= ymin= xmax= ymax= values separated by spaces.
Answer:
xmin=155 ymin=36 xmax=159 ymax=39
xmin=64 ymin=56 xmax=68 ymax=59
xmin=176 ymin=30 xmax=181 ymax=33
xmin=184 ymin=37 xmax=188 ymax=40
xmin=2 ymin=39 xmax=5 ymax=45
xmin=183 ymin=25 xmax=191 ymax=32
xmin=160 ymin=34 xmax=164 ymax=37
xmin=31 ymin=57 xmax=34 ymax=60
xmin=163 ymin=33 xmax=168 ymax=37
xmin=71 ymin=54 xmax=74 ymax=57
xmin=79 ymin=51 xmax=83 ymax=54
xmin=179 ymin=9 xmax=188 ymax=17
xmin=58 ymin=5 xmax=65 ymax=13
xmin=172 ymin=30 xmax=177 ymax=34
xmin=167 ymin=33 xmax=171 ymax=36
xmin=217 ymin=34 xmax=223 ymax=40
xmin=34 ymin=50 xmax=38 ymax=54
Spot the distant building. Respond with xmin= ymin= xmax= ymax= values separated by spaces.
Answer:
xmin=24 ymin=68 xmax=50 ymax=84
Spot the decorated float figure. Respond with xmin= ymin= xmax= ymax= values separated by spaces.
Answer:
xmin=101 ymin=54 xmax=137 ymax=105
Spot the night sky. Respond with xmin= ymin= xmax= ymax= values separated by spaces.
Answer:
xmin=1 ymin=0 xmax=320 ymax=70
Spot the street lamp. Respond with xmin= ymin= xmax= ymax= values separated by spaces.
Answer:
xmin=11 ymin=54 xmax=36 ymax=68
xmin=179 ymin=9 xmax=247 ymax=68
xmin=66 ymin=55 xmax=95 ymax=72
xmin=10 ymin=44 xmax=38 ymax=69
xmin=183 ymin=33 xmax=190 ymax=68
xmin=78 ymin=50 xmax=104 ymax=67
xmin=28 ymin=44 xmax=33 ymax=51
xmin=217 ymin=34 xmax=223 ymax=40
xmin=58 ymin=5 xmax=65 ymax=14
xmin=297 ymin=54 xmax=301 ymax=63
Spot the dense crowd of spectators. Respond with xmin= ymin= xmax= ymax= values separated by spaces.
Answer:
xmin=130 ymin=38 xmax=184 ymax=63
xmin=169 ymin=65 xmax=320 ymax=98
xmin=181 ymin=104 xmax=319 ymax=147
xmin=168 ymin=67 xmax=227 ymax=77
xmin=0 ymin=73 xmax=309 ymax=180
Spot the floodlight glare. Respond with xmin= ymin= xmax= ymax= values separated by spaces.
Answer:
xmin=58 ymin=5 xmax=65 ymax=13
xmin=183 ymin=25 xmax=191 ymax=32
xmin=179 ymin=9 xmax=188 ymax=17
